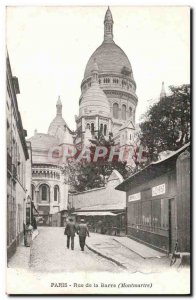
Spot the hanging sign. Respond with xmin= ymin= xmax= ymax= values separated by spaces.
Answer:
xmin=128 ymin=192 xmax=141 ymax=202
xmin=152 ymin=183 xmax=166 ymax=197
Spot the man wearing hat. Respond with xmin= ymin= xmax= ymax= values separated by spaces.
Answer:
xmin=77 ymin=218 xmax=90 ymax=251
xmin=64 ymin=218 xmax=77 ymax=250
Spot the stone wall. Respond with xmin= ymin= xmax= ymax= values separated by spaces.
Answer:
xmin=69 ymin=170 xmax=126 ymax=211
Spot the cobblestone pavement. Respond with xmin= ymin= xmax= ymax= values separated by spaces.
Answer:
xmin=30 ymin=227 xmax=123 ymax=272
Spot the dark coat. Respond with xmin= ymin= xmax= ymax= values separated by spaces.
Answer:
xmin=77 ymin=223 xmax=89 ymax=237
xmin=64 ymin=222 xmax=77 ymax=237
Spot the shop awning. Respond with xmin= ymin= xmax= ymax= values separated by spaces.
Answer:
xmin=72 ymin=211 xmax=117 ymax=216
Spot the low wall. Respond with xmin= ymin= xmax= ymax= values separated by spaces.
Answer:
xmin=69 ymin=170 xmax=126 ymax=211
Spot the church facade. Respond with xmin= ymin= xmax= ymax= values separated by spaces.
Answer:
xmin=28 ymin=7 xmax=140 ymax=223
xmin=28 ymin=98 xmax=73 ymax=225
xmin=75 ymin=7 xmax=138 ymax=147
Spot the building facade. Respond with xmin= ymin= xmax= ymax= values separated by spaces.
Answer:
xmin=68 ymin=170 xmax=126 ymax=235
xmin=28 ymin=98 xmax=72 ymax=225
xmin=27 ymin=7 xmax=167 ymax=226
xmin=116 ymin=143 xmax=190 ymax=254
xmin=7 ymin=53 xmax=31 ymax=259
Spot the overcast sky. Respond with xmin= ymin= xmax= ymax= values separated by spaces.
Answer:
xmin=6 ymin=6 xmax=190 ymax=138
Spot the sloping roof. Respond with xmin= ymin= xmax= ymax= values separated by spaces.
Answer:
xmin=73 ymin=211 xmax=117 ymax=216
xmin=116 ymin=142 xmax=190 ymax=191
xmin=119 ymin=119 xmax=135 ymax=131
xmin=76 ymin=203 xmax=126 ymax=211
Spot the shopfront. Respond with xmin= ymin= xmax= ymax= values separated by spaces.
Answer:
xmin=116 ymin=144 xmax=190 ymax=254
xmin=72 ymin=211 xmax=126 ymax=236
xmin=126 ymin=177 xmax=176 ymax=253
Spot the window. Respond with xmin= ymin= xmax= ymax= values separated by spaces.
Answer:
xmin=100 ymin=124 xmax=103 ymax=134
xmin=104 ymin=124 xmax=107 ymax=136
xmin=141 ymin=201 xmax=151 ymax=226
xmin=104 ymin=78 xmax=110 ymax=83
xmin=54 ymin=185 xmax=60 ymax=202
xmin=42 ymin=186 xmax=47 ymax=200
xmin=91 ymin=123 xmax=95 ymax=135
xmin=152 ymin=199 xmax=161 ymax=228
xmin=31 ymin=185 xmax=35 ymax=201
xmin=130 ymin=134 xmax=132 ymax=140
xmin=129 ymin=107 xmax=132 ymax=118
xmin=161 ymin=199 xmax=169 ymax=228
xmin=122 ymin=104 xmax=126 ymax=120
xmin=113 ymin=103 xmax=119 ymax=119
xmin=39 ymin=184 xmax=50 ymax=202
xmin=86 ymin=123 xmax=90 ymax=130
xmin=113 ymin=78 xmax=119 ymax=84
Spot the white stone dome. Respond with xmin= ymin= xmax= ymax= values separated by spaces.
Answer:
xmin=84 ymin=42 xmax=133 ymax=80
xmin=80 ymin=79 xmax=111 ymax=117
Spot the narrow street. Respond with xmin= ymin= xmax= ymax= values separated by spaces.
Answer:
xmin=30 ymin=227 xmax=123 ymax=272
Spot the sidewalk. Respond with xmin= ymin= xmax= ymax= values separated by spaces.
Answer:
xmin=86 ymin=233 xmax=171 ymax=273
xmin=8 ymin=229 xmax=39 ymax=270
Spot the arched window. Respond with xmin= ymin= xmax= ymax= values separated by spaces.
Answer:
xmin=39 ymin=184 xmax=50 ymax=202
xmin=113 ymin=103 xmax=119 ymax=119
xmin=54 ymin=185 xmax=60 ymax=202
xmin=122 ymin=104 xmax=126 ymax=120
xmin=100 ymin=124 xmax=103 ymax=134
xmin=91 ymin=123 xmax=95 ymax=135
xmin=86 ymin=123 xmax=90 ymax=129
xmin=104 ymin=124 xmax=107 ymax=136
xmin=129 ymin=107 xmax=132 ymax=118
xmin=31 ymin=184 xmax=35 ymax=201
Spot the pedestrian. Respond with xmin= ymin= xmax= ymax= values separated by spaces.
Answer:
xmin=77 ymin=218 xmax=90 ymax=251
xmin=64 ymin=218 xmax=77 ymax=250
xmin=24 ymin=220 xmax=33 ymax=247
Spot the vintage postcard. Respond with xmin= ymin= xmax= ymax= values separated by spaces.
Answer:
xmin=6 ymin=6 xmax=191 ymax=295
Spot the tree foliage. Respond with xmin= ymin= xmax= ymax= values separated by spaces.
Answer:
xmin=63 ymin=133 xmax=136 ymax=193
xmin=140 ymin=84 xmax=190 ymax=162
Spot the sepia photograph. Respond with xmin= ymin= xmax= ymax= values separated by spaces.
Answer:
xmin=5 ymin=5 xmax=191 ymax=295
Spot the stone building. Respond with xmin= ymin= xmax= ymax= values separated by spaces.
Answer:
xmin=68 ymin=170 xmax=126 ymax=235
xmin=27 ymin=7 xmax=167 ymax=226
xmin=28 ymin=98 xmax=73 ymax=226
xmin=6 ymin=53 xmax=31 ymax=259
xmin=75 ymin=7 xmax=138 ymax=147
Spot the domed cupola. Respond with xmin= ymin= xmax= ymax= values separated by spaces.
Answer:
xmin=80 ymin=60 xmax=111 ymax=118
xmin=48 ymin=96 xmax=68 ymax=136
xmin=82 ymin=7 xmax=135 ymax=84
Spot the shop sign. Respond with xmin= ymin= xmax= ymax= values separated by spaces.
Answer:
xmin=152 ymin=183 xmax=165 ymax=197
xmin=128 ymin=192 xmax=141 ymax=202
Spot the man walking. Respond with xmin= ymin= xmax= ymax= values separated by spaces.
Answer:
xmin=77 ymin=219 xmax=89 ymax=251
xmin=64 ymin=218 xmax=77 ymax=250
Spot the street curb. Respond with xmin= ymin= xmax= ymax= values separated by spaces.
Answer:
xmin=29 ymin=230 xmax=39 ymax=267
xmin=86 ymin=244 xmax=127 ymax=270
xmin=32 ymin=229 xmax=39 ymax=241
xmin=113 ymin=238 xmax=166 ymax=260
